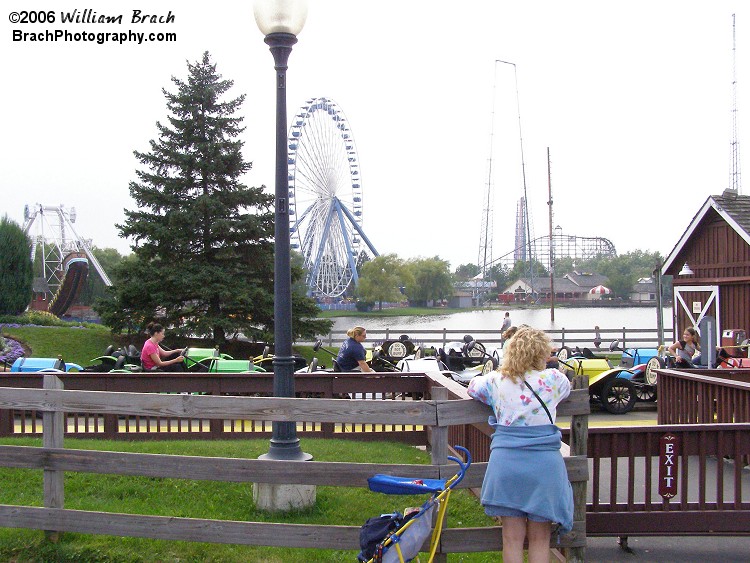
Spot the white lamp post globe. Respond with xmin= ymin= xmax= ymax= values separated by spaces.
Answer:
xmin=254 ymin=0 xmax=308 ymax=36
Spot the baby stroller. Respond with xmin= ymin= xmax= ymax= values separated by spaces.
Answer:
xmin=357 ymin=445 xmax=471 ymax=563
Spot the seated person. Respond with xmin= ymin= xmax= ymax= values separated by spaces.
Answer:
xmin=141 ymin=322 xmax=185 ymax=371
xmin=668 ymin=327 xmax=701 ymax=367
xmin=336 ymin=326 xmax=373 ymax=372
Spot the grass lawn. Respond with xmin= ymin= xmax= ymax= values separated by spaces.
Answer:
xmin=1 ymin=324 xmax=115 ymax=368
xmin=0 ymin=437 xmax=497 ymax=562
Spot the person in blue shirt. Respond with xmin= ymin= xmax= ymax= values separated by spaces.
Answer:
xmin=336 ymin=326 xmax=373 ymax=372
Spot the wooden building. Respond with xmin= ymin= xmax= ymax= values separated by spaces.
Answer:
xmin=661 ymin=191 xmax=750 ymax=347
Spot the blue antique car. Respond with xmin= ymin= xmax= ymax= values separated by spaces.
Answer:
xmin=10 ymin=357 xmax=83 ymax=373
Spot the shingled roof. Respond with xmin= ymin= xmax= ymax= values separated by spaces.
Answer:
xmin=662 ymin=191 xmax=750 ymax=273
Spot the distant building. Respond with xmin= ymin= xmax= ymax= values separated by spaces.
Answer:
xmin=630 ymin=277 xmax=657 ymax=303
xmin=500 ymin=271 xmax=609 ymax=302
xmin=30 ymin=277 xmax=50 ymax=312
xmin=448 ymin=290 xmax=474 ymax=309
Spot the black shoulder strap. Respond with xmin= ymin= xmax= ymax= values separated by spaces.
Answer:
xmin=523 ymin=380 xmax=554 ymax=424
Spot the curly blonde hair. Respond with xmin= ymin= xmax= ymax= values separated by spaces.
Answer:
xmin=500 ymin=326 xmax=552 ymax=382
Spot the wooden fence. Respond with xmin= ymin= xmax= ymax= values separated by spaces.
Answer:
xmin=312 ymin=326 xmax=674 ymax=350
xmin=582 ymin=424 xmax=750 ymax=537
xmin=656 ymin=368 xmax=750 ymax=425
xmin=0 ymin=372 xmax=590 ymax=561
xmin=577 ymin=368 xmax=750 ymax=539
xmin=0 ymin=371 xmax=428 ymax=442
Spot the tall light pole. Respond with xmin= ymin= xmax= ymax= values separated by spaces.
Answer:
xmin=254 ymin=0 xmax=311 ymax=461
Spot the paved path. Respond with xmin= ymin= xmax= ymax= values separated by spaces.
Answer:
xmin=557 ymin=401 xmax=658 ymax=429
xmin=586 ymin=535 xmax=750 ymax=562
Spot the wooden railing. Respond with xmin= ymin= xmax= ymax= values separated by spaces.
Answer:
xmin=0 ymin=371 xmax=428 ymax=442
xmin=572 ymin=368 xmax=750 ymax=538
xmin=0 ymin=372 xmax=590 ymax=561
xmin=656 ymin=368 xmax=750 ymax=425
xmin=580 ymin=424 xmax=750 ymax=536
xmin=312 ymin=326 xmax=674 ymax=350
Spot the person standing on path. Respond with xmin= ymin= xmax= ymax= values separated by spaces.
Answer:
xmin=500 ymin=312 xmax=512 ymax=347
xmin=467 ymin=326 xmax=573 ymax=563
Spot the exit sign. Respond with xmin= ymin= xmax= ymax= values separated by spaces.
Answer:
xmin=659 ymin=433 xmax=680 ymax=499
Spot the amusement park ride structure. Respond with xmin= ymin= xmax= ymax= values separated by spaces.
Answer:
xmin=287 ymin=97 xmax=379 ymax=299
xmin=476 ymin=60 xmax=617 ymax=297
xmin=22 ymin=204 xmax=111 ymax=316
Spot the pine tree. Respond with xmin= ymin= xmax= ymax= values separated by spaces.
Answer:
xmin=97 ymin=52 xmax=330 ymax=343
xmin=0 ymin=216 xmax=33 ymax=315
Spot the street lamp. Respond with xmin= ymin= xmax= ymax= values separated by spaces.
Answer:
xmin=254 ymin=0 xmax=311 ymax=462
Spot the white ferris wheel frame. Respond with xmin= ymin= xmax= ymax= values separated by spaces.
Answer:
xmin=287 ymin=97 xmax=378 ymax=297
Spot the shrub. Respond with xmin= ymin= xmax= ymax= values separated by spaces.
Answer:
xmin=355 ymin=301 xmax=374 ymax=312
xmin=0 ymin=335 xmax=24 ymax=366
xmin=0 ymin=216 xmax=33 ymax=315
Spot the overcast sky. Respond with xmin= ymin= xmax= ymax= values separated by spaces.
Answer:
xmin=3 ymin=1 xmax=748 ymax=271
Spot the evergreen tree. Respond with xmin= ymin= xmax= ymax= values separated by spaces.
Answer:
xmin=96 ymin=52 xmax=330 ymax=343
xmin=0 ymin=216 xmax=33 ymax=315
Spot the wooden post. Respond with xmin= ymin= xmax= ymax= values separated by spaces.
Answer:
xmin=565 ymin=374 xmax=589 ymax=562
xmin=430 ymin=386 xmax=448 ymax=466
xmin=430 ymin=386 xmax=448 ymax=563
xmin=0 ymin=402 xmax=11 ymax=437
xmin=43 ymin=374 xmax=65 ymax=542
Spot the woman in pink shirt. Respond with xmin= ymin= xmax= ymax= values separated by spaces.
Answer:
xmin=140 ymin=322 xmax=185 ymax=371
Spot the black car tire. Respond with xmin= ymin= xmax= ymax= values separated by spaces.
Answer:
xmin=635 ymin=383 xmax=657 ymax=402
xmin=600 ymin=378 xmax=637 ymax=414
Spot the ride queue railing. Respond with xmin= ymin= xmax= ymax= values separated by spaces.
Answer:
xmin=573 ymin=368 xmax=750 ymax=539
xmin=656 ymin=367 xmax=750 ymax=425
xmin=310 ymin=327 xmax=674 ymax=350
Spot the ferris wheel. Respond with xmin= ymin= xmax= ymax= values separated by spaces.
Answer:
xmin=288 ymin=97 xmax=378 ymax=298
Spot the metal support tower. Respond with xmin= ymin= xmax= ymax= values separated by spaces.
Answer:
xmin=514 ymin=197 xmax=527 ymax=262
xmin=477 ymin=62 xmax=499 ymax=281
xmin=729 ymin=13 xmax=742 ymax=194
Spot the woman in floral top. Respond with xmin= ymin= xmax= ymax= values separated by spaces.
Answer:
xmin=468 ymin=326 xmax=572 ymax=563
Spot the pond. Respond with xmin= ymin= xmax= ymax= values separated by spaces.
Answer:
xmin=329 ymin=306 xmax=673 ymax=333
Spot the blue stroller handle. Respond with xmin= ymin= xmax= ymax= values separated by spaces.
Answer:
xmin=447 ymin=445 xmax=472 ymax=468
xmin=446 ymin=445 xmax=472 ymax=488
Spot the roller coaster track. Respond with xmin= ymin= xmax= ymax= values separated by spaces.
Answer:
xmin=489 ymin=233 xmax=617 ymax=271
